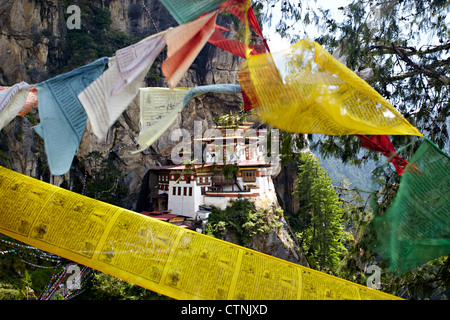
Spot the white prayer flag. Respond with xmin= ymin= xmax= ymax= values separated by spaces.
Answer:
xmin=133 ymin=87 xmax=189 ymax=153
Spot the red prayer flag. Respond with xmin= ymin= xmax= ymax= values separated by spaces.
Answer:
xmin=209 ymin=0 xmax=270 ymax=111
xmin=210 ymin=0 xmax=270 ymax=58
xmin=356 ymin=135 xmax=411 ymax=175
xmin=17 ymin=88 xmax=38 ymax=116
xmin=208 ymin=25 xmax=268 ymax=59
xmin=162 ymin=11 xmax=218 ymax=88
xmin=1 ymin=86 xmax=38 ymax=116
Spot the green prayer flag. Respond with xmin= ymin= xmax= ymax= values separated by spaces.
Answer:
xmin=160 ymin=0 xmax=226 ymax=24
xmin=372 ymin=139 xmax=450 ymax=273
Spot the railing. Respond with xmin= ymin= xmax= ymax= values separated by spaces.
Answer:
xmin=211 ymin=176 xmax=236 ymax=185
xmin=206 ymin=189 xmax=251 ymax=193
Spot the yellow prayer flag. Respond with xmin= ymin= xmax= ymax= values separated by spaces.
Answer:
xmin=238 ymin=39 xmax=422 ymax=136
xmin=0 ymin=166 xmax=401 ymax=300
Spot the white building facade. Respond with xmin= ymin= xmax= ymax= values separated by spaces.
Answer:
xmin=149 ymin=123 xmax=279 ymax=220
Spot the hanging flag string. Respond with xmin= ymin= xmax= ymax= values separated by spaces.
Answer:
xmin=140 ymin=0 xmax=168 ymax=88
xmin=141 ymin=0 xmax=160 ymax=32
xmin=0 ymin=250 xmax=15 ymax=254
xmin=1 ymin=238 xmax=41 ymax=250
xmin=18 ymin=256 xmax=61 ymax=269
xmin=102 ymin=143 xmax=132 ymax=154
xmin=39 ymin=265 xmax=92 ymax=300
xmin=1 ymin=238 xmax=63 ymax=264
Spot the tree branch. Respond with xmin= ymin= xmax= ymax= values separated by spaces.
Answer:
xmin=370 ymin=43 xmax=450 ymax=84
xmin=370 ymin=42 xmax=450 ymax=57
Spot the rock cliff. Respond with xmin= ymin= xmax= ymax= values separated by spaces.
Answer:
xmin=0 ymin=0 xmax=244 ymax=207
xmin=0 ymin=0 xmax=307 ymax=266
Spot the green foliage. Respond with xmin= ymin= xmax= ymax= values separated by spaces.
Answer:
xmin=0 ymin=283 xmax=20 ymax=300
xmin=213 ymin=108 xmax=252 ymax=128
xmin=291 ymin=152 xmax=347 ymax=273
xmin=57 ymin=3 xmax=139 ymax=73
xmin=79 ymin=151 xmax=128 ymax=205
xmin=0 ymin=235 xmax=63 ymax=300
xmin=206 ymin=198 xmax=277 ymax=248
xmin=80 ymin=272 xmax=171 ymax=300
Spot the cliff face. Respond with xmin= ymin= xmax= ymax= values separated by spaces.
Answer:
xmin=0 ymin=0 xmax=65 ymax=84
xmin=0 ymin=0 xmax=306 ymax=266
xmin=0 ymin=0 xmax=244 ymax=206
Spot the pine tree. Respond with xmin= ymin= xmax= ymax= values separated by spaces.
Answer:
xmin=293 ymin=152 xmax=346 ymax=273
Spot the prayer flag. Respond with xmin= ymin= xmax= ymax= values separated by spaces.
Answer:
xmin=133 ymin=84 xmax=242 ymax=153
xmin=207 ymin=1 xmax=269 ymax=59
xmin=238 ymin=39 xmax=423 ymax=136
xmin=372 ymin=139 xmax=450 ymax=273
xmin=160 ymin=0 xmax=226 ymax=24
xmin=0 ymin=83 xmax=37 ymax=128
xmin=34 ymin=57 xmax=108 ymax=175
xmin=78 ymin=33 xmax=165 ymax=140
xmin=111 ymin=33 xmax=166 ymax=96
xmin=0 ymin=82 xmax=34 ymax=113
xmin=356 ymin=135 xmax=410 ymax=175
xmin=134 ymin=87 xmax=189 ymax=153
xmin=17 ymin=88 xmax=38 ymax=116
xmin=0 ymin=89 xmax=30 ymax=130
xmin=162 ymin=11 xmax=218 ymax=88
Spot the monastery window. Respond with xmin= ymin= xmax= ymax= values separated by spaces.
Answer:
xmin=178 ymin=187 xmax=181 ymax=196
xmin=172 ymin=187 xmax=176 ymax=196
xmin=183 ymin=187 xmax=187 ymax=196
xmin=201 ymin=187 xmax=206 ymax=195
xmin=189 ymin=187 xmax=192 ymax=196
xmin=242 ymin=170 xmax=256 ymax=182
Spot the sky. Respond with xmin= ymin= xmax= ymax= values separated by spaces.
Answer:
xmin=264 ymin=0 xmax=351 ymax=51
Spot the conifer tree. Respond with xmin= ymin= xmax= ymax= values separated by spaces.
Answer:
xmin=293 ymin=152 xmax=346 ymax=273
